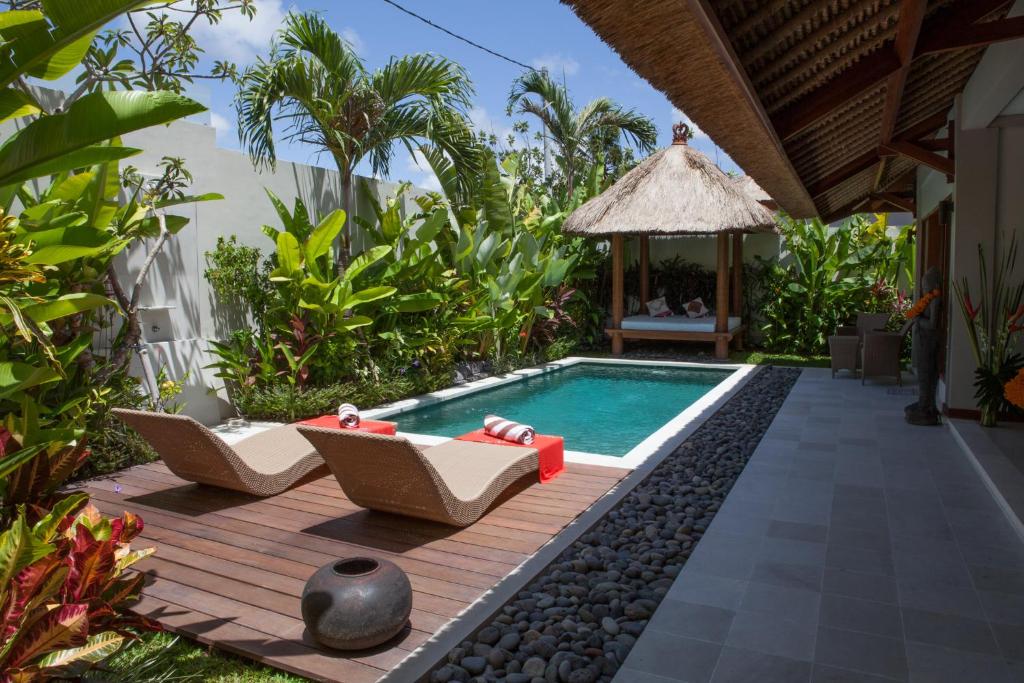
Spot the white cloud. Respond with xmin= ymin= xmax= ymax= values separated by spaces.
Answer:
xmin=192 ymin=0 xmax=287 ymax=65
xmin=341 ymin=27 xmax=364 ymax=56
xmin=531 ymin=54 xmax=580 ymax=77
xmin=404 ymin=150 xmax=442 ymax=193
xmin=468 ymin=106 xmax=517 ymax=147
xmin=671 ymin=108 xmax=710 ymax=141
xmin=209 ymin=110 xmax=235 ymax=144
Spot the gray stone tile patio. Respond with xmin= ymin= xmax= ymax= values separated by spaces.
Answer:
xmin=616 ymin=368 xmax=1024 ymax=682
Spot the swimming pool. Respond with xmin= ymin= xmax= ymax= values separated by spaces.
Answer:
xmin=391 ymin=362 xmax=733 ymax=456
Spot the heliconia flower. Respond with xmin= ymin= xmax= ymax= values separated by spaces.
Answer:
xmin=1009 ymin=304 xmax=1024 ymax=325
xmin=964 ymin=294 xmax=979 ymax=320
xmin=1005 ymin=367 xmax=1024 ymax=410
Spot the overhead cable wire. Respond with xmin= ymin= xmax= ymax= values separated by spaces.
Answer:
xmin=378 ymin=0 xmax=537 ymax=71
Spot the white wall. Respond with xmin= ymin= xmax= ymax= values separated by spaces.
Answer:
xmin=919 ymin=6 xmax=1024 ymax=413
xmin=106 ymin=118 xmax=426 ymax=424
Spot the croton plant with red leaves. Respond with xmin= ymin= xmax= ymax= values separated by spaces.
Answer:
xmin=0 ymin=492 xmax=159 ymax=681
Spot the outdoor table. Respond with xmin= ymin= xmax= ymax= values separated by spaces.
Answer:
xmin=455 ymin=429 xmax=565 ymax=483
xmin=296 ymin=415 xmax=397 ymax=435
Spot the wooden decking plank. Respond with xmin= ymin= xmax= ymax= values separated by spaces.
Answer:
xmin=107 ymin=471 xmax=532 ymax=566
xmin=87 ymin=478 xmax=524 ymax=574
xmin=139 ymin=558 xmax=439 ymax=648
xmin=88 ymin=495 xmax=499 ymax=591
xmin=138 ymin=577 xmax=419 ymax=668
xmin=74 ymin=454 xmax=629 ymax=682
xmin=142 ymin=543 xmax=468 ymax=620
xmin=131 ymin=522 xmax=484 ymax=603
xmin=134 ymin=465 xmax=560 ymax=549
xmin=87 ymin=485 xmax=516 ymax=580
xmin=132 ymin=594 xmax=385 ymax=683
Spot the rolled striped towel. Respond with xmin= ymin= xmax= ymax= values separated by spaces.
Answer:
xmin=337 ymin=403 xmax=360 ymax=428
xmin=484 ymin=414 xmax=535 ymax=445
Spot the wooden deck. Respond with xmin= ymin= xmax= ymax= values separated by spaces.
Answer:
xmin=77 ymin=460 xmax=628 ymax=682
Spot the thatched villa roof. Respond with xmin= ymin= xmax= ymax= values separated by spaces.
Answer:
xmin=563 ymin=124 xmax=778 ymax=236
xmin=561 ymin=0 xmax=1008 ymax=220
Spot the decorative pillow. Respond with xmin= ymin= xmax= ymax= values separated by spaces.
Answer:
xmin=645 ymin=296 xmax=673 ymax=318
xmin=684 ymin=297 xmax=709 ymax=318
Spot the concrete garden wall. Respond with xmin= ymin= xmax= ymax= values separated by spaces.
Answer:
xmin=108 ymin=118 xmax=426 ymax=424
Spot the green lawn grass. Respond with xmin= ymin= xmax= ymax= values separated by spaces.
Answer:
xmin=730 ymin=349 xmax=831 ymax=368
xmin=100 ymin=632 xmax=311 ymax=682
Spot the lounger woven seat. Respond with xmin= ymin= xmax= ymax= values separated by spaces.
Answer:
xmin=297 ymin=426 xmax=539 ymax=527
xmin=112 ymin=409 xmax=327 ymax=496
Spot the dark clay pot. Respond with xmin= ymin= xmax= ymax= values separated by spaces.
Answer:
xmin=301 ymin=557 xmax=412 ymax=650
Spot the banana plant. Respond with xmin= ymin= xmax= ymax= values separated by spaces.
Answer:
xmin=266 ymin=206 xmax=396 ymax=334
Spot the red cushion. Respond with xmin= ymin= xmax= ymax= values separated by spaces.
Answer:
xmin=296 ymin=415 xmax=397 ymax=435
xmin=455 ymin=428 xmax=565 ymax=483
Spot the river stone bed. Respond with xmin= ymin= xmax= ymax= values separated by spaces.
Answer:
xmin=427 ymin=366 xmax=801 ymax=683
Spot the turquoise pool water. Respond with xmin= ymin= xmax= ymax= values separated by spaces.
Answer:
xmin=393 ymin=363 xmax=733 ymax=456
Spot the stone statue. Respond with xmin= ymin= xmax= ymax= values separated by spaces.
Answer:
xmin=906 ymin=266 xmax=943 ymax=426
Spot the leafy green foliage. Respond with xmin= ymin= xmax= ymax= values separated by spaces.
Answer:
xmin=748 ymin=214 xmax=914 ymax=354
xmin=0 ymin=500 xmax=157 ymax=681
xmin=203 ymin=236 xmax=272 ymax=332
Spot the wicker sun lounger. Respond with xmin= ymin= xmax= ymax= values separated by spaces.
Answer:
xmin=112 ymin=409 xmax=327 ymax=496
xmin=297 ymin=426 xmax=539 ymax=527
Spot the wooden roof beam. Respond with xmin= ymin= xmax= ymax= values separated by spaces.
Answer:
xmin=807 ymin=112 xmax=949 ymax=198
xmin=880 ymin=0 xmax=928 ymax=145
xmin=880 ymin=140 xmax=954 ymax=177
xmin=917 ymin=15 xmax=1024 ymax=55
xmin=871 ymin=192 xmax=916 ymax=214
xmin=771 ymin=0 xmax=1011 ymax=141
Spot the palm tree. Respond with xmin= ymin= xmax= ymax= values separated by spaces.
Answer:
xmin=508 ymin=70 xmax=657 ymax=197
xmin=236 ymin=11 xmax=479 ymax=264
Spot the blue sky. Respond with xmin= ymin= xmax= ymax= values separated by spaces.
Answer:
xmin=184 ymin=0 xmax=740 ymax=187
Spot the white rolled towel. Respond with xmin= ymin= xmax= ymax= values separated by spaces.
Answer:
xmin=337 ymin=403 xmax=360 ymax=428
xmin=484 ymin=414 xmax=535 ymax=445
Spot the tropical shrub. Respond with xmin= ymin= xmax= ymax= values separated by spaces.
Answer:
xmin=204 ymin=235 xmax=272 ymax=333
xmin=749 ymin=214 xmax=914 ymax=355
xmin=205 ymin=146 xmax=605 ymax=421
xmin=0 ymin=0 xmax=249 ymax=674
xmin=0 ymin=495 xmax=157 ymax=681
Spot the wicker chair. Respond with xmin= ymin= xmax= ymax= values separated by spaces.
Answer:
xmin=297 ymin=427 xmax=539 ymax=527
xmin=828 ymin=312 xmax=891 ymax=378
xmin=112 ymin=409 xmax=327 ymax=496
xmin=861 ymin=320 xmax=912 ymax=385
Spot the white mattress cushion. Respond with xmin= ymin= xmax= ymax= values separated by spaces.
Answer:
xmin=619 ymin=315 xmax=742 ymax=332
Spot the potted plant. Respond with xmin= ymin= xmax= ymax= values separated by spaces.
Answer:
xmin=952 ymin=236 xmax=1024 ymax=427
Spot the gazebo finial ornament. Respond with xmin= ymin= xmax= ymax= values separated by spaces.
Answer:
xmin=672 ymin=122 xmax=691 ymax=145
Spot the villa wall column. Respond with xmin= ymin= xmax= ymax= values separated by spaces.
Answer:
xmin=731 ymin=232 xmax=743 ymax=315
xmin=715 ymin=233 xmax=729 ymax=359
xmin=639 ymin=234 xmax=650 ymax=307
xmin=731 ymin=232 xmax=744 ymax=351
xmin=611 ymin=234 xmax=624 ymax=355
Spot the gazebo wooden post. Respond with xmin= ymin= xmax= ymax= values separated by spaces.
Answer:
xmin=731 ymin=232 xmax=744 ymax=351
xmin=611 ymin=234 xmax=624 ymax=355
xmin=639 ymin=235 xmax=650 ymax=307
xmin=715 ymin=233 xmax=729 ymax=359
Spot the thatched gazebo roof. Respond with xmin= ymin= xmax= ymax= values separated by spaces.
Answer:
xmin=563 ymin=123 xmax=778 ymax=237
xmin=732 ymin=174 xmax=778 ymax=212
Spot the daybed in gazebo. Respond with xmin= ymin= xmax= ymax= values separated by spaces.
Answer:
xmin=563 ymin=123 xmax=778 ymax=359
